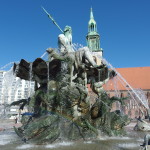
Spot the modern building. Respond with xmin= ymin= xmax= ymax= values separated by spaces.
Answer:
xmin=0 ymin=70 xmax=35 ymax=116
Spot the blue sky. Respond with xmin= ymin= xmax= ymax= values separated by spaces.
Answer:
xmin=0 ymin=0 xmax=150 ymax=69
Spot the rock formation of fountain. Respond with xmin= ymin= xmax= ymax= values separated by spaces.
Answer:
xmin=10 ymin=24 xmax=130 ymax=144
xmin=10 ymin=50 xmax=130 ymax=143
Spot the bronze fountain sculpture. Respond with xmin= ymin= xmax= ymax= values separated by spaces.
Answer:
xmin=10 ymin=8 xmax=130 ymax=144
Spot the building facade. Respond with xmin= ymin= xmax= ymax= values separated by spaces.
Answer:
xmin=86 ymin=8 xmax=150 ymax=119
xmin=88 ymin=67 xmax=150 ymax=119
xmin=0 ymin=70 xmax=35 ymax=116
xmin=105 ymin=67 xmax=150 ymax=119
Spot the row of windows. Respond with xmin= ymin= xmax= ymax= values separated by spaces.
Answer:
xmin=111 ymin=91 xmax=150 ymax=99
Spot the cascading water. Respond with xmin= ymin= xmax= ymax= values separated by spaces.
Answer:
xmin=0 ymin=51 xmax=147 ymax=150
xmin=28 ymin=63 xmax=33 ymax=98
xmin=47 ymin=61 xmax=49 ymax=93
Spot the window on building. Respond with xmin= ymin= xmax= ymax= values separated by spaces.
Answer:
xmin=147 ymin=92 xmax=150 ymax=99
xmin=121 ymin=93 xmax=124 ymax=98
xmin=25 ymin=85 xmax=28 ymax=88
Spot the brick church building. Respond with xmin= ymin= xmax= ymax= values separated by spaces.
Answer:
xmin=104 ymin=67 xmax=150 ymax=119
xmin=86 ymin=8 xmax=150 ymax=119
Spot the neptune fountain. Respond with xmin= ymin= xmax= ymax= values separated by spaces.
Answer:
xmin=10 ymin=8 xmax=130 ymax=144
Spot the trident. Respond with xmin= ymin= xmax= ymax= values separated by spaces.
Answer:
xmin=41 ymin=6 xmax=64 ymax=33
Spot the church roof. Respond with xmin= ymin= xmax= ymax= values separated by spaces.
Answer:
xmin=104 ymin=67 xmax=150 ymax=91
xmin=87 ymin=67 xmax=150 ymax=92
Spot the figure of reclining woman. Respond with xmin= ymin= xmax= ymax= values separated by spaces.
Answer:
xmin=47 ymin=25 xmax=102 ymax=85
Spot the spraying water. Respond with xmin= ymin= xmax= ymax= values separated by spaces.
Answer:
xmin=40 ymin=52 xmax=48 ymax=60
xmin=47 ymin=62 xmax=50 ymax=93
xmin=0 ymin=61 xmax=19 ymax=71
xmin=28 ymin=63 xmax=33 ymax=98
xmin=72 ymin=43 xmax=84 ymax=51
xmin=100 ymin=56 xmax=149 ymax=110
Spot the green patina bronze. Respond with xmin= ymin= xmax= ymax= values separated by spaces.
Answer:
xmin=10 ymin=8 xmax=130 ymax=144
xmin=86 ymin=7 xmax=102 ymax=52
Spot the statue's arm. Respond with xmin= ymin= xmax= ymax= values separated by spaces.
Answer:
xmin=46 ymin=48 xmax=65 ymax=61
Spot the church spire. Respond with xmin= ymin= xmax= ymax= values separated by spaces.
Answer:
xmin=88 ymin=7 xmax=97 ymax=32
xmin=86 ymin=7 xmax=102 ymax=55
xmin=90 ymin=7 xmax=94 ymax=19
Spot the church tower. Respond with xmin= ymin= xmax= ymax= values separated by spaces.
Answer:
xmin=86 ymin=8 xmax=103 ymax=56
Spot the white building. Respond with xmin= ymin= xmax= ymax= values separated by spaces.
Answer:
xmin=0 ymin=70 xmax=35 ymax=116
xmin=0 ymin=70 xmax=35 ymax=105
